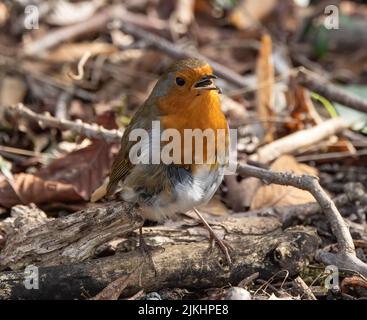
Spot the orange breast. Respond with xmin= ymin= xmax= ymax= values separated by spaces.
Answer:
xmin=158 ymin=90 xmax=229 ymax=171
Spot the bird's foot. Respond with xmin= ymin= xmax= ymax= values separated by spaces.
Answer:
xmin=206 ymin=230 xmax=233 ymax=268
xmin=138 ymin=228 xmax=158 ymax=276
xmin=193 ymin=208 xmax=233 ymax=268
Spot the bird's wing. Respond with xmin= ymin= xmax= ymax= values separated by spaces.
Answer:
xmin=106 ymin=101 xmax=156 ymax=196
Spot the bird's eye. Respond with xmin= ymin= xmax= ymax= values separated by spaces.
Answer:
xmin=175 ymin=77 xmax=185 ymax=86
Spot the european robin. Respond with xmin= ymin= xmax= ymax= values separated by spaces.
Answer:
xmin=92 ymin=58 xmax=232 ymax=266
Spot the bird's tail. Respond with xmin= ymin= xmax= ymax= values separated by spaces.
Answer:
xmin=91 ymin=179 xmax=108 ymax=202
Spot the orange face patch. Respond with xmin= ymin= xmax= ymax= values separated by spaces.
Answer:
xmin=156 ymin=65 xmax=228 ymax=170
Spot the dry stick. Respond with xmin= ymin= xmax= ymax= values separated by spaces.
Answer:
xmin=5 ymin=104 xmax=367 ymax=276
xmin=236 ymin=163 xmax=367 ymax=277
xmin=7 ymin=103 xmax=123 ymax=142
xmin=22 ymin=5 xmax=168 ymax=56
xmin=23 ymin=8 xmax=112 ymax=56
xmin=294 ymin=276 xmax=317 ymax=300
xmin=118 ymin=21 xmax=251 ymax=88
xmin=296 ymin=67 xmax=367 ymax=114
xmin=250 ymin=117 xmax=348 ymax=163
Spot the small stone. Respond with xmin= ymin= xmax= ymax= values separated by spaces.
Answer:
xmin=225 ymin=287 xmax=251 ymax=300
xmin=143 ymin=292 xmax=162 ymax=300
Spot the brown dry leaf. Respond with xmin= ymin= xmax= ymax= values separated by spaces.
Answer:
xmin=0 ymin=2 xmax=9 ymax=27
xmin=229 ymin=0 xmax=276 ymax=30
xmin=170 ymin=0 xmax=195 ymax=35
xmin=341 ymin=275 xmax=367 ymax=295
xmin=0 ymin=75 xmax=27 ymax=106
xmin=90 ymin=269 xmax=139 ymax=300
xmin=198 ymin=196 xmax=229 ymax=216
xmin=328 ymin=137 xmax=357 ymax=155
xmin=250 ymin=155 xmax=318 ymax=210
xmin=286 ymin=80 xmax=322 ymax=132
xmin=256 ymin=34 xmax=275 ymax=143
xmin=224 ymin=175 xmax=261 ymax=212
xmin=0 ymin=141 xmax=115 ymax=207
xmin=45 ymin=42 xmax=117 ymax=63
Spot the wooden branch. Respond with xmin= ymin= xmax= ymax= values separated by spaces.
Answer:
xmin=237 ymin=164 xmax=367 ymax=277
xmin=6 ymin=103 xmax=123 ymax=143
xmin=296 ymin=67 xmax=367 ymax=114
xmin=0 ymin=213 xmax=319 ymax=299
xmin=250 ymin=117 xmax=348 ymax=163
xmin=0 ymin=202 xmax=143 ymax=270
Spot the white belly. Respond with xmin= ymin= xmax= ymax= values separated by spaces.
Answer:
xmin=139 ymin=165 xmax=224 ymax=221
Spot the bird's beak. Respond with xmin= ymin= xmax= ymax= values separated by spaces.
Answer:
xmin=193 ymin=74 xmax=221 ymax=93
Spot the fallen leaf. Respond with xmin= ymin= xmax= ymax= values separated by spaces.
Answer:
xmin=198 ymin=196 xmax=229 ymax=216
xmin=0 ymin=75 xmax=27 ymax=107
xmin=341 ymin=275 xmax=367 ymax=295
xmin=286 ymin=79 xmax=322 ymax=132
xmin=224 ymin=175 xmax=261 ymax=212
xmin=229 ymin=0 xmax=276 ymax=30
xmin=0 ymin=2 xmax=9 ymax=27
xmin=256 ymin=34 xmax=275 ymax=143
xmin=250 ymin=155 xmax=317 ymax=210
xmin=90 ymin=269 xmax=140 ymax=300
xmin=0 ymin=141 xmax=115 ymax=207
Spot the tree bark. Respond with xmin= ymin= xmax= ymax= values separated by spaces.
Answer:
xmin=0 ymin=206 xmax=319 ymax=299
xmin=0 ymin=202 xmax=143 ymax=270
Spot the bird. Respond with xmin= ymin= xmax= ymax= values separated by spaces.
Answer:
xmin=91 ymin=58 xmax=232 ymax=267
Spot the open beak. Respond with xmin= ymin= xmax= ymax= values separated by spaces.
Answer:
xmin=193 ymin=74 xmax=221 ymax=93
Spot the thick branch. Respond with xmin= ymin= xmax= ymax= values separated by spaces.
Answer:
xmin=0 ymin=220 xmax=318 ymax=299
xmin=0 ymin=202 xmax=143 ymax=270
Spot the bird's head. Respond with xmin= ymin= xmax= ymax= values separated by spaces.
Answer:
xmin=150 ymin=58 xmax=221 ymax=115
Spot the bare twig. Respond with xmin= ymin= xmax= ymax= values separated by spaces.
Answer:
xmin=294 ymin=276 xmax=317 ymax=300
xmin=236 ymin=163 xmax=367 ymax=277
xmin=6 ymin=103 xmax=122 ymax=143
xmin=22 ymin=5 xmax=168 ymax=56
xmin=68 ymin=51 xmax=92 ymax=81
xmin=117 ymin=21 xmax=252 ymax=88
xmin=23 ymin=8 xmax=112 ymax=56
xmin=296 ymin=67 xmax=367 ymax=114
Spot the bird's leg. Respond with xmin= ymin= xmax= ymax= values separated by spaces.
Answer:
xmin=124 ymin=202 xmax=158 ymax=275
xmin=138 ymin=226 xmax=158 ymax=276
xmin=125 ymin=201 xmax=138 ymax=221
xmin=193 ymin=207 xmax=233 ymax=267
